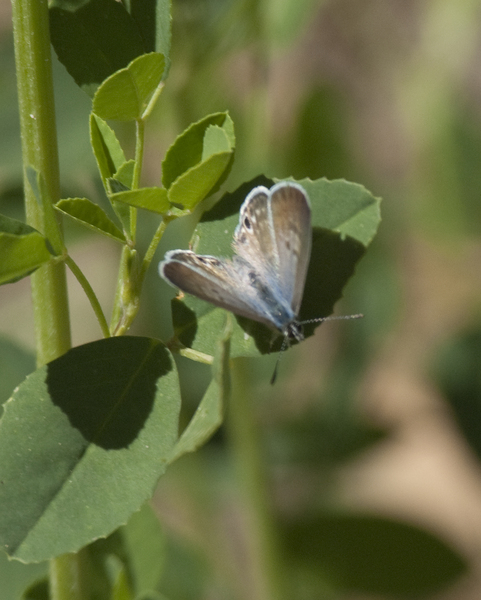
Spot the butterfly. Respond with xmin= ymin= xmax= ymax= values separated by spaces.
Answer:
xmin=160 ymin=181 xmax=361 ymax=381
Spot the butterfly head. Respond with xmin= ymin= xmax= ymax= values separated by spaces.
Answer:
xmin=285 ymin=321 xmax=304 ymax=343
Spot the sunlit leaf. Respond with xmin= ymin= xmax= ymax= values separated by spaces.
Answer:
xmin=0 ymin=337 xmax=181 ymax=562
xmin=55 ymin=198 xmax=125 ymax=242
xmin=162 ymin=112 xmax=235 ymax=192
xmin=93 ymin=53 xmax=165 ymax=121
xmin=0 ymin=224 xmax=52 ymax=285
xmin=90 ymin=114 xmax=126 ymax=186
xmin=110 ymin=188 xmax=169 ymax=214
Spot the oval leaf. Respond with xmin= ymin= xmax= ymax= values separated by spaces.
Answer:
xmin=0 ymin=231 xmax=52 ymax=285
xmin=167 ymin=150 xmax=234 ymax=210
xmin=90 ymin=114 xmax=127 ymax=186
xmin=0 ymin=336 xmax=181 ymax=562
xmin=282 ymin=513 xmax=467 ymax=597
xmin=93 ymin=53 xmax=165 ymax=121
xmin=162 ymin=112 xmax=234 ymax=189
xmin=55 ymin=198 xmax=126 ymax=242
xmin=110 ymin=187 xmax=170 ymax=214
xmin=49 ymin=0 xmax=146 ymax=96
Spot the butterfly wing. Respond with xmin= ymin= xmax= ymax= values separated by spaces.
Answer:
xmin=234 ymin=183 xmax=312 ymax=316
xmin=233 ymin=186 xmax=279 ymax=280
xmin=269 ymin=182 xmax=311 ymax=315
xmin=160 ymin=250 xmax=279 ymax=329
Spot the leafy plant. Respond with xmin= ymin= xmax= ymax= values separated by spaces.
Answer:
xmin=0 ymin=1 xmax=467 ymax=599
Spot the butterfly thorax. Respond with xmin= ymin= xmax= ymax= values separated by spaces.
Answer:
xmin=237 ymin=259 xmax=299 ymax=333
xmin=285 ymin=321 xmax=304 ymax=342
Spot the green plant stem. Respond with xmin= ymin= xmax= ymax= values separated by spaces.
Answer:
xmin=142 ymin=81 xmax=165 ymax=119
xmin=110 ymin=245 xmax=141 ymax=336
xmin=141 ymin=218 xmax=167 ymax=278
xmin=64 ymin=255 xmax=110 ymax=338
xmin=49 ymin=550 xmax=88 ymax=600
xmin=129 ymin=118 xmax=145 ymax=242
xmin=178 ymin=347 xmax=213 ymax=364
xmin=11 ymin=0 xmax=71 ymax=367
xmin=227 ymin=359 xmax=286 ymax=600
xmin=11 ymin=1 xmax=81 ymax=598
xmin=133 ymin=119 xmax=145 ymax=190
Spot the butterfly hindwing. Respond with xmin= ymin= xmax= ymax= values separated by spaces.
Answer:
xmin=160 ymin=250 xmax=278 ymax=329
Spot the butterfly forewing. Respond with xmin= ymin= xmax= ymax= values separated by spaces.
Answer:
xmin=160 ymin=250 xmax=279 ymax=329
xmin=269 ymin=183 xmax=312 ymax=315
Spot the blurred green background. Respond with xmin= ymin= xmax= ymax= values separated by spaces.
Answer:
xmin=2 ymin=0 xmax=481 ymax=598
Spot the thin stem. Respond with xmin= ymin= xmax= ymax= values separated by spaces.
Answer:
xmin=177 ymin=347 xmax=213 ymax=365
xmin=64 ymin=255 xmax=110 ymax=339
xmin=49 ymin=550 xmax=88 ymax=600
xmin=227 ymin=359 xmax=286 ymax=600
xmin=140 ymin=218 xmax=167 ymax=278
xmin=129 ymin=118 xmax=145 ymax=243
xmin=133 ymin=118 xmax=145 ymax=190
xmin=142 ymin=81 xmax=165 ymax=120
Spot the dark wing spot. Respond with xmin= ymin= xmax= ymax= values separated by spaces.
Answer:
xmin=198 ymin=257 xmax=220 ymax=266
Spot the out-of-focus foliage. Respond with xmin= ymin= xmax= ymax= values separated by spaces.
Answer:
xmin=2 ymin=0 xmax=481 ymax=598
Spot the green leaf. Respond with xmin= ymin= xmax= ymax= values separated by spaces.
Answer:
xmin=168 ymin=318 xmax=231 ymax=463
xmin=166 ymin=176 xmax=380 ymax=358
xmin=22 ymin=577 xmax=49 ymax=600
xmin=108 ymin=160 xmax=137 ymax=234
xmin=120 ymin=504 xmax=165 ymax=595
xmin=26 ymin=167 xmax=64 ymax=255
xmin=84 ymin=503 xmax=166 ymax=599
xmin=93 ymin=53 xmax=165 ymax=121
xmin=129 ymin=0 xmax=172 ymax=74
xmin=299 ymin=177 xmax=381 ymax=247
xmin=111 ymin=188 xmax=170 ymax=215
xmin=90 ymin=113 xmax=127 ymax=186
xmin=0 ymin=338 xmax=35 ymax=413
xmin=0 ymin=337 xmax=181 ymax=563
xmin=0 ymin=214 xmax=38 ymax=237
xmin=282 ymin=512 xmax=467 ymax=597
xmin=167 ymin=151 xmax=234 ymax=211
xmin=55 ymin=198 xmax=126 ymax=242
xmin=49 ymin=0 xmax=147 ymax=96
xmin=114 ymin=160 xmax=136 ymax=189
xmin=202 ymin=125 xmax=231 ymax=158
xmin=0 ymin=223 xmax=52 ymax=285
xmin=162 ymin=112 xmax=235 ymax=191
xmin=0 ymin=548 xmax=47 ymax=600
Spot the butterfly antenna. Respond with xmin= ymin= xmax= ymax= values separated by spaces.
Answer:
xmin=270 ymin=335 xmax=289 ymax=385
xmin=270 ymin=315 xmax=363 ymax=385
xmin=302 ymin=313 xmax=363 ymax=326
